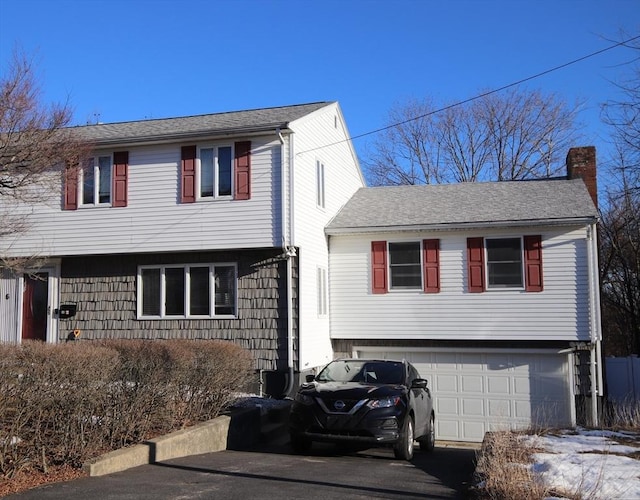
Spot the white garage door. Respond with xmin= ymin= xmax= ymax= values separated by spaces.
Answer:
xmin=356 ymin=348 xmax=574 ymax=442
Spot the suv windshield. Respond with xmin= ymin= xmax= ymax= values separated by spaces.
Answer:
xmin=316 ymin=360 xmax=405 ymax=385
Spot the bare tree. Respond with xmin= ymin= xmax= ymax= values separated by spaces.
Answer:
xmin=0 ymin=49 xmax=90 ymax=272
xmin=601 ymin=37 xmax=640 ymax=191
xmin=599 ymin=165 xmax=640 ymax=355
xmin=599 ymin=36 xmax=640 ymax=355
xmin=365 ymin=88 xmax=582 ymax=186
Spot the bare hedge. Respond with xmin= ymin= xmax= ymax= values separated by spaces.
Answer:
xmin=0 ymin=339 xmax=254 ymax=478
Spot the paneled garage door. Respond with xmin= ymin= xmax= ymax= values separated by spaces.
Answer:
xmin=356 ymin=348 xmax=574 ymax=442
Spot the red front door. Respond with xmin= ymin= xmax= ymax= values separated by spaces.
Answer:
xmin=22 ymin=273 xmax=48 ymax=341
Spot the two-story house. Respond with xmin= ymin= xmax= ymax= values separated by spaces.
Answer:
xmin=1 ymin=103 xmax=602 ymax=442
xmin=326 ymin=147 xmax=602 ymax=441
xmin=0 ymin=102 xmax=365 ymax=396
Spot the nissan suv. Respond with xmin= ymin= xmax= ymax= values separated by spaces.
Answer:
xmin=289 ymin=358 xmax=435 ymax=460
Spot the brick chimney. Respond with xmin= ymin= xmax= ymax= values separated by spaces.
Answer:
xmin=566 ymin=146 xmax=597 ymax=208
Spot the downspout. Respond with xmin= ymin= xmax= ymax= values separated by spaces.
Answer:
xmin=277 ymin=129 xmax=296 ymax=397
xmin=587 ymin=222 xmax=601 ymax=426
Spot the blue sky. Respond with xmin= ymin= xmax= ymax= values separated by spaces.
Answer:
xmin=0 ymin=0 xmax=638 ymax=181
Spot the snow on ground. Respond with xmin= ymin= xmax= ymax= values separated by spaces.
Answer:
xmin=522 ymin=428 xmax=640 ymax=500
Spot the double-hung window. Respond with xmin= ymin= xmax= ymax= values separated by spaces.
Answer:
xmin=199 ymin=145 xmax=232 ymax=199
xmin=389 ymin=242 xmax=422 ymax=289
xmin=81 ymin=155 xmax=112 ymax=206
xmin=371 ymin=240 xmax=440 ymax=294
xmin=138 ymin=263 xmax=236 ymax=318
xmin=486 ymin=237 xmax=524 ymax=288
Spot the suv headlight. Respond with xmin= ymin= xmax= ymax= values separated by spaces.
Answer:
xmin=295 ymin=392 xmax=314 ymax=405
xmin=366 ymin=396 xmax=401 ymax=409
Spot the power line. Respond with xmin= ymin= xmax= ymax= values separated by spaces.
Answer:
xmin=297 ymin=34 xmax=640 ymax=156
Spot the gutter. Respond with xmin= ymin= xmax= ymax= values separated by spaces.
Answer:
xmin=587 ymin=221 xmax=603 ymax=426
xmin=325 ymin=217 xmax=600 ymax=236
xmin=277 ymin=129 xmax=296 ymax=397
xmin=75 ymin=124 xmax=293 ymax=148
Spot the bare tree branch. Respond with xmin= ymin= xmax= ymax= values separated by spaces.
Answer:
xmin=364 ymin=89 xmax=582 ymax=185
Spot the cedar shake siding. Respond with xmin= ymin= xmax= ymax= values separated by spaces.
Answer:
xmin=58 ymin=249 xmax=298 ymax=371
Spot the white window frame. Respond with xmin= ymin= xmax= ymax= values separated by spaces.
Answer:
xmin=79 ymin=154 xmax=112 ymax=207
xmin=197 ymin=144 xmax=234 ymax=200
xmin=388 ymin=241 xmax=422 ymax=291
xmin=485 ymin=236 xmax=525 ymax=290
xmin=316 ymin=159 xmax=325 ymax=208
xmin=317 ymin=266 xmax=328 ymax=316
xmin=136 ymin=263 xmax=237 ymax=319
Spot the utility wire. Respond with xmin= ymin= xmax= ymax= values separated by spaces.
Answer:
xmin=297 ymin=34 xmax=640 ymax=156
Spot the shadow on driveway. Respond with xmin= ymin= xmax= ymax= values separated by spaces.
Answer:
xmin=7 ymin=440 xmax=477 ymax=500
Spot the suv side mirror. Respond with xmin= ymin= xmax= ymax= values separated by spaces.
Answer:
xmin=305 ymin=374 xmax=316 ymax=383
xmin=411 ymin=378 xmax=428 ymax=389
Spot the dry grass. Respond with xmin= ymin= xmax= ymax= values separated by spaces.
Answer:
xmin=473 ymin=430 xmax=554 ymax=500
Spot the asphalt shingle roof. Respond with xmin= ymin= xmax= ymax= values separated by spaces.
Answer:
xmin=72 ymin=102 xmax=332 ymax=144
xmin=326 ymin=179 xmax=598 ymax=233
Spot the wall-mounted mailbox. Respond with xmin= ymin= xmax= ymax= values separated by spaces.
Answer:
xmin=57 ymin=303 xmax=77 ymax=319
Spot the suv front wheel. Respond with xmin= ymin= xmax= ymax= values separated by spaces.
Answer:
xmin=393 ymin=415 xmax=414 ymax=460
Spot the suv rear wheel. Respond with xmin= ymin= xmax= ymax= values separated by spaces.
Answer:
xmin=393 ymin=415 xmax=414 ymax=460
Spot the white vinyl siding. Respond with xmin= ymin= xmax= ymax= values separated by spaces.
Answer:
xmin=329 ymin=227 xmax=592 ymax=342
xmin=290 ymin=104 xmax=365 ymax=369
xmin=0 ymin=138 xmax=282 ymax=256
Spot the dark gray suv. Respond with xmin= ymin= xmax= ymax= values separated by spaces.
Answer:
xmin=289 ymin=359 xmax=435 ymax=460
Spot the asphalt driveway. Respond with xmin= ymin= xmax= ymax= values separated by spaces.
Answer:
xmin=7 ymin=441 xmax=477 ymax=499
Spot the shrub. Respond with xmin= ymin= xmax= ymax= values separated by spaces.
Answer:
xmin=0 ymin=339 xmax=254 ymax=479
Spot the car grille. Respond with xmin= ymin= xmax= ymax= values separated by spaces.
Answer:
xmin=317 ymin=397 xmax=363 ymax=414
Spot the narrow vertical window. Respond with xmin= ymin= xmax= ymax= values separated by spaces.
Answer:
xmin=214 ymin=266 xmax=235 ymax=315
xmin=82 ymin=159 xmax=95 ymax=205
xmin=200 ymin=148 xmax=215 ymax=197
xmin=189 ymin=266 xmax=210 ymax=316
xmin=317 ymin=267 xmax=327 ymax=316
xmin=316 ymin=160 xmax=325 ymax=208
xmin=98 ymin=156 xmax=112 ymax=203
xmin=165 ymin=267 xmax=185 ymax=316
xmin=218 ymin=146 xmax=232 ymax=196
xmin=141 ymin=268 xmax=161 ymax=316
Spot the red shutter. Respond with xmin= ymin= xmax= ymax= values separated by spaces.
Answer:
xmin=467 ymin=237 xmax=485 ymax=293
xmin=524 ymin=235 xmax=544 ymax=292
xmin=371 ymin=241 xmax=388 ymax=294
xmin=63 ymin=164 xmax=79 ymax=210
xmin=423 ymin=239 xmax=440 ymax=293
xmin=181 ymin=145 xmax=196 ymax=203
xmin=112 ymin=151 xmax=128 ymax=207
xmin=234 ymin=141 xmax=251 ymax=200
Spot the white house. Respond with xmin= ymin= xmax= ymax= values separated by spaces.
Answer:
xmin=325 ymin=147 xmax=602 ymax=442
xmin=0 ymin=102 xmax=365 ymax=396
xmin=0 ymin=102 xmax=603 ymax=441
